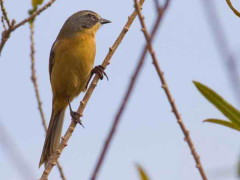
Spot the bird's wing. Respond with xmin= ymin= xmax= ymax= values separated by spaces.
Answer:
xmin=49 ymin=41 xmax=57 ymax=82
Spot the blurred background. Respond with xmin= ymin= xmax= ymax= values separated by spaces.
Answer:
xmin=0 ymin=0 xmax=240 ymax=179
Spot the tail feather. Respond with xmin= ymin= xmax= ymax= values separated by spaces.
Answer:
xmin=39 ymin=108 xmax=65 ymax=167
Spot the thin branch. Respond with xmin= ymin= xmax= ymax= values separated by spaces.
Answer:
xmin=226 ymin=0 xmax=240 ymax=17
xmin=0 ymin=0 xmax=56 ymax=54
xmin=0 ymin=20 xmax=14 ymax=55
xmin=0 ymin=120 xmax=36 ymax=179
xmin=1 ymin=16 xmax=6 ymax=30
xmin=134 ymin=0 xmax=208 ymax=179
xmin=12 ymin=0 xmax=56 ymax=31
xmin=39 ymin=0 xmax=145 ymax=179
xmin=0 ymin=0 xmax=10 ymax=27
xmin=153 ymin=0 xmax=161 ymax=11
xmin=201 ymin=0 xmax=240 ymax=105
xmin=90 ymin=1 xmax=170 ymax=180
xmin=29 ymin=22 xmax=66 ymax=180
xmin=30 ymin=23 xmax=47 ymax=130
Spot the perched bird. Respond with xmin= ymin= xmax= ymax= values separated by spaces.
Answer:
xmin=39 ymin=10 xmax=110 ymax=167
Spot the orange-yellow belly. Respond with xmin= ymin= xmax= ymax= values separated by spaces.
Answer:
xmin=51 ymin=34 xmax=96 ymax=110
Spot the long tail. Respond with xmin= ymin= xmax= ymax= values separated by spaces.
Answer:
xmin=39 ymin=108 xmax=65 ymax=167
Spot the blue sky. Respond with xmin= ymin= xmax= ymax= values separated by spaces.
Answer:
xmin=1 ymin=0 xmax=240 ymax=180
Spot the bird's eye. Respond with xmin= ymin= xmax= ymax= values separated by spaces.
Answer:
xmin=88 ymin=14 xmax=96 ymax=21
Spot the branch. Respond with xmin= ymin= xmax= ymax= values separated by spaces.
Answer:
xmin=39 ymin=0 xmax=145 ymax=179
xmin=0 ymin=0 xmax=10 ymax=27
xmin=30 ymin=23 xmax=47 ymax=131
xmin=0 ymin=20 xmax=14 ymax=55
xmin=226 ymin=0 xmax=240 ymax=17
xmin=12 ymin=0 xmax=56 ymax=31
xmin=201 ymin=0 xmax=240 ymax=105
xmin=90 ymin=1 xmax=170 ymax=180
xmin=134 ymin=0 xmax=208 ymax=179
xmin=0 ymin=121 xmax=36 ymax=179
xmin=0 ymin=0 xmax=56 ymax=54
xmin=1 ymin=16 xmax=6 ymax=30
xmin=29 ymin=22 xmax=66 ymax=180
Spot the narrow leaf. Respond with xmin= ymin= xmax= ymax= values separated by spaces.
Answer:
xmin=193 ymin=81 xmax=240 ymax=127
xmin=136 ymin=165 xmax=150 ymax=180
xmin=204 ymin=119 xmax=240 ymax=131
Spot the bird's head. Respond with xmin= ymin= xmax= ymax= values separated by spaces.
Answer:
xmin=58 ymin=10 xmax=111 ymax=38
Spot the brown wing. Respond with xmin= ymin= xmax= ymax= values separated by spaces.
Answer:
xmin=49 ymin=41 xmax=57 ymax=82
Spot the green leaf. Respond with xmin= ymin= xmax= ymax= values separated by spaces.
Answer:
xmin=136 ymin=165 xmax=150 ymax=180
xmin=204 ymin=119 xmax=240 ymax=131
xmin=29 ymin=0 xmax=44 ymax=17
xmin=32 ymin=0 xmax=44 ymax=9
xmin=193 ymin=81 xmax=240 ymax=127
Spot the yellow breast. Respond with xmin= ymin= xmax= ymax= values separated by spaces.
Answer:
xmin=51 ymin=32 xmax=96 ymax=102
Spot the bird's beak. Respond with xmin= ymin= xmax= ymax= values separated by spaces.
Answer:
xmin=100 ymin=18 xmax=111 ymax=24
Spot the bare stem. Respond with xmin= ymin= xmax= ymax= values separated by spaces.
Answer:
xmin=0 ymin=121 xmax=36 ymax=179
xmin=39 ymin=0 xmax=145 ymax=179
xmin=1 ymin=16 xmax=6 ymax=30
xmin=90 ymin=1 xmax=170 ymax=180
xmin=0 ymin=0 xmax=56 ymax=54
xmin=0 ymin=20 xmax=13 ymax=55
xmin=0 ymin=0 xmax=10 ymax=27
xmin=134 ymin=0 xmax=208 ymax=179
xmin=12 ymin=0 xmax=56 ymax=31
xmin=30 ymin=23 xmax=47 ymax=130
xmin=29 ymin=23 xmax=66 ymax=180
xmin=226 ymin=0 xmax=240 ymax=17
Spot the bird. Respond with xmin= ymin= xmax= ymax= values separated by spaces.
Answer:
xmin=39 ymin=10 xmax=111 ymax=167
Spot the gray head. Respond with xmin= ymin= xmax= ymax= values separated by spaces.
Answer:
xmin=57 ymin=10 xmax=111 ymax=39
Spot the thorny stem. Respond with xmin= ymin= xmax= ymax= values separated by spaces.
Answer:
xmin=30 ymin=23 xmax=48 ymax=131
xmin=0 ymin=0 xmax=56 ymax=54
xmin=1 ymin=16 xmax=6 ymax=30
xmin=90 ymin=1 xmax=170 ymax=180
xmin=134 ymin=0 xmax=208 ymax=179
xmin=0 ymin=0 xmax=10 ymax=27
xmin=29 ymin=23 xmax=66 ymax=180
xmin=39 ymin=0 xmax=145 ymax=179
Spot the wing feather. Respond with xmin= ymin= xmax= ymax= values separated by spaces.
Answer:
xmin=49 ymin=41 xmax=57 ymax=81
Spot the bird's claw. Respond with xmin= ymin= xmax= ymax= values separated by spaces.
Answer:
xmin=92 ymin=65 xmax=108 ymax=80
xmin=70 ymin=111 xmax=84 ymax=128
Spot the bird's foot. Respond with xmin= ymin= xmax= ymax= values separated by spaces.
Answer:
xmin=68 ymin=97 xmax=84 ymax=128
xmin=70 ymin=111 xmax=84 ymax=128
xmin=92 ymin=65 xmax=108 ymax=80
xmin=85 ymin=65 xmax=108 ymax=90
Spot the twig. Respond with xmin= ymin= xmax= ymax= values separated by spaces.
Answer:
xmin=30 ymin=23 xmax=47 ymax=130
xmin=1 ymin=16 xmax=6 ymax=30
xmin=0 ymin=120 xmax=36 ymax=179
xmin=12 ymin=0 xmax=56 ymax=31
xmin=29 ymin=22 xmax=66 ymax=180
xmin=134 ymin=0 xmax=208 ymax=179
xmin=90 ymin=1 xmax=170 ymax=180
xmin=153 ymin=0 xmax=161 ymax=11
xmin=226 ymin=0 xmax=240 ymax=17
xmin=0 ymin=0 xmax=10 ymax=27
xmin=201 ymin=0 xmax=240 ymax=105
xmin=39 ymin=0 xmax=145 ymax=179
xmin=0 ymin=0 xmax=56 ymax=54
xmin=0 ymin=20 xmax=14 ymax=55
